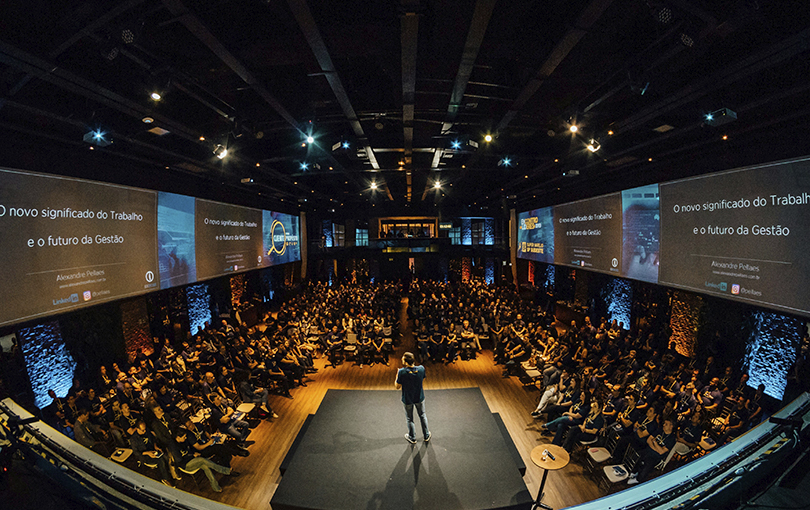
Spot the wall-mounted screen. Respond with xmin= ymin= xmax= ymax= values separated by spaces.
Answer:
xmin=157 ymin=192 xmax=196 ymax=289
xmin=659 ymin=158 xmax=810 ymax=316
xmin=553 ymin=193 xmax=623 ymax=274
xmin=262 ymin=211 xmax=301 ymax=266
xmin=516 ymin=207 xmax=554 ymax=263
xmin=621 ymin=184 xmax=660 ymax=283
xmin=0 ymin=168 xmax=159 ymax=326
xmin=195 ymin=199 xmax=263 ymax=281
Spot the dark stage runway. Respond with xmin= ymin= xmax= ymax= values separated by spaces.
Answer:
xmin=271 ymin=388 xmax=533 ymax=510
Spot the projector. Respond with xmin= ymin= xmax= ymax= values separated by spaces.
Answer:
xmin=705 ymin=108 xmax=737 ymax=127
xmin=83 ymin=130 xmax=113 ymax=147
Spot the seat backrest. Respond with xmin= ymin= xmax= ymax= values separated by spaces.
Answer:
xmin=346 ymin=333 xmax=358 ymax=344
xmin=623 ymin=445 xmax=642 ymax=473
xmin=605 ymin=429 xmax=621 ymax=455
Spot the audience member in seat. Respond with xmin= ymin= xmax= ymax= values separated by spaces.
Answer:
xmin=627 ymin=418 xmax=676 ymax=485
xmin=129 ymin=420 xmax=176 ymax=487
xmin=210 ymin=393 xmax=250 ymax=445
xmin=174 ymin=427 xmax=241 ymax=493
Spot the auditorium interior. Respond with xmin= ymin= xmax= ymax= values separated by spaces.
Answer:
xmin=1 ymin=2 xmax=810 ymax=510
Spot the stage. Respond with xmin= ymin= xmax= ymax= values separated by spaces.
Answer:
xmin=270 ymin=388 xmax=533 ymax=510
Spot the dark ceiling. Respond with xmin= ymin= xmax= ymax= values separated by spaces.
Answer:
xmin=1 ymin=0 xmax=809 ymax=218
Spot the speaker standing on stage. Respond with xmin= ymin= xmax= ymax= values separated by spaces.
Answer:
xmin=395 ymin=352 xmax=431 ymax=444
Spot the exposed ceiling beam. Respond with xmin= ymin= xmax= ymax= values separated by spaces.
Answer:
xmin=401 ymin=3 xmax=420 ymax=202
xmin=494 ymin=0 xmax=615 ymax=133
xmin=161 ymin=0 xmax=304 ymax=133
xmin=0 ymin=0 xmax=148 ymax=112
xmin=426 ymin=0 xmax=497 ymax=200
xmin=286 ymin=0 xmax=380 ymax=172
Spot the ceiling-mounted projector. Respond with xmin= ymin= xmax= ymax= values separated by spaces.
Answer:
xmin=705 ymin=108 xmax=737 ymax=127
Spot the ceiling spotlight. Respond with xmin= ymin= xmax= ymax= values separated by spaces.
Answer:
xmin=213 ymin=145 xmax=228 ymax=159
xmin=199 ymin=136 xmax=205 ymax=141
xmin=484 ymin=134 xmax=493 ymax=143
xmin=434 ymin=181 xmax=441 ymax=189
xmin=100 ymin=43 xmax=119 ymax=61
xmin=499 ymin=157 xmax=512 ymax=167
xmin=150 ymin=92 xmax=162 ymax=101
xmin=341 ymin=141 xmax=350 ymax=149
xmin=451 ymin=140 xmax=462 ymax=150
xmin=704 ymin=113 xmax=713 ymax=122
xmin=300 ymin=162 xmax=309 ymax=171
xmin=142 ymin=116 xmax=154 ymax=124
xmin=722 ymin=135 xmax=728 ymax=140
xmin=306 ymin=135 xmax=314 ymax=144
xmin=587 ymin=139 xmax=601 ymax=152
xmin=607 ymin=130 xmax=614 ymax=136
xmin=370 ymin=181 xmax=378 ymax=190
xmin=569 ymin=125 xmax=578 ymax=133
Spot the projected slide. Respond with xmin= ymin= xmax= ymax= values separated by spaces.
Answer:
xmin=659 ymin=158 xmax=810 ymax=316
xmin=0 ymin=168 xmax=158 ymax=326
xmin=157 ymin=192 xmax=196 ymax=289
xmin=516 ymin=207 xmax=554 ymax=263
xmin=622 ymin=184 xmax=660 ymax=283
xmin=195 ymin=199 xmax=263 ymax=281
xmin=262 ymin=211 xmax=301 ymax=266
xmin=554 ymin=193 xmax=623 ymax=274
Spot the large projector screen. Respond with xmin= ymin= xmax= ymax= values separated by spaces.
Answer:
xmin=0 ymin=166 xmax=302 ymax=326
xmin=0 ymin=168 xmax=159 ymax=326
xmin=659 ymin=158 xmax=810 ymax=316
xmin=195 ymin=199 xmax=263 ymax=281
xmin=553 ymin=193 xmax=623 ymax=275
xmin=516 ymin=207 xmax=554 ymax=263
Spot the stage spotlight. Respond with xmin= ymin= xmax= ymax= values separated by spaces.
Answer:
xmin=587 ymin=139 xmax=601 ymax=152
xmin=434 ymin=181 xmax=441 ymax=189
xmin=484 ymin=134 xmax=493 ymax=143
xmin=370 ymin=181 xmax=378 ymax=190
xmin=499 ymin=157 xmax=512 ymax=167
xmin=569 ymin=125 xmax=578 ymax=133
xmin=704 ymin=113 xmax=713 ymax=122
xmin=142 ymin=117 xmax=154 ymax=124
xmin=150 ymin=92 xmax=162 ymax=101
xmin=213 ymin=145 xmax=228 ymax=159
xmin=342 ymin=141 xmax=350 ymax=149
xmin=607 ymin=130 xmax=614 ymax=135
xmin=300 ymin=162 xmax=309 ymax=170
xmin=306 ymin=135 xmax=314 ymax=144
xmin=451 ymin=139 xmax=462 ymax=150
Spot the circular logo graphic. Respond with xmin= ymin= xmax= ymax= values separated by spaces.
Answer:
xmin=611 ymin=258 xmax=618 ymax=268
xmin=145 ymin=270 xmax=154 ymax=283
xmin=267 ymin=219 xmax=287 ymax=256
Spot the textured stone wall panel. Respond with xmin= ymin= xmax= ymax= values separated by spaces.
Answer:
xmin=18 ymin=321 xmax=76 ymax=408
xmin=670 ymin=290 xmax=703 ymax=358
xmin=745 ymin=311 xmax=802 ymax=400
xmin=186 ymin=283 xmax=212 ymax=335
xmin=121 ymin=298 xmax=152 ymax=357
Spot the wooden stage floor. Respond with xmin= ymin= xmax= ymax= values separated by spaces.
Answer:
xmin=187 ymin=302 xmax=604 ymax=510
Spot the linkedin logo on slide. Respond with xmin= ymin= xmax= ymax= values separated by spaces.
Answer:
xmin=53 ymin=294 xmax=79 ymax=306
xmin=704 ymin=281 xmax=727 ymax=292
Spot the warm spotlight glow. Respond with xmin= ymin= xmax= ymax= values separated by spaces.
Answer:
xmin=150 ymin=92 xmax=162 ymax=101
xmin=722 ymin=134 xmax=728 ymax=140
xmin=484 ymin=134 xmax=493 ymax=142
xmin=587 ymin=139 xmax=601 ymax=152
xmin=569 ymin=125 xmax=578 ymax=133
xmin=434 ymin=181 xmax=441 ymax=189
xmin=370 ymin=181 xmax=378 ymax=190
xmin=607 ymin=130 xmax=614 ymax=135
xmin=142 ymin=117 xmax=154 ymax=124
xmin=199 ymin=136 xmax=205 ymax=141
xmin=213 ymin=145 xmax=228 ymax=159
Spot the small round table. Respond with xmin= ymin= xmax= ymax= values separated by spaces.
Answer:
xmin=530 ymin=444 xmax=570 ymax=510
